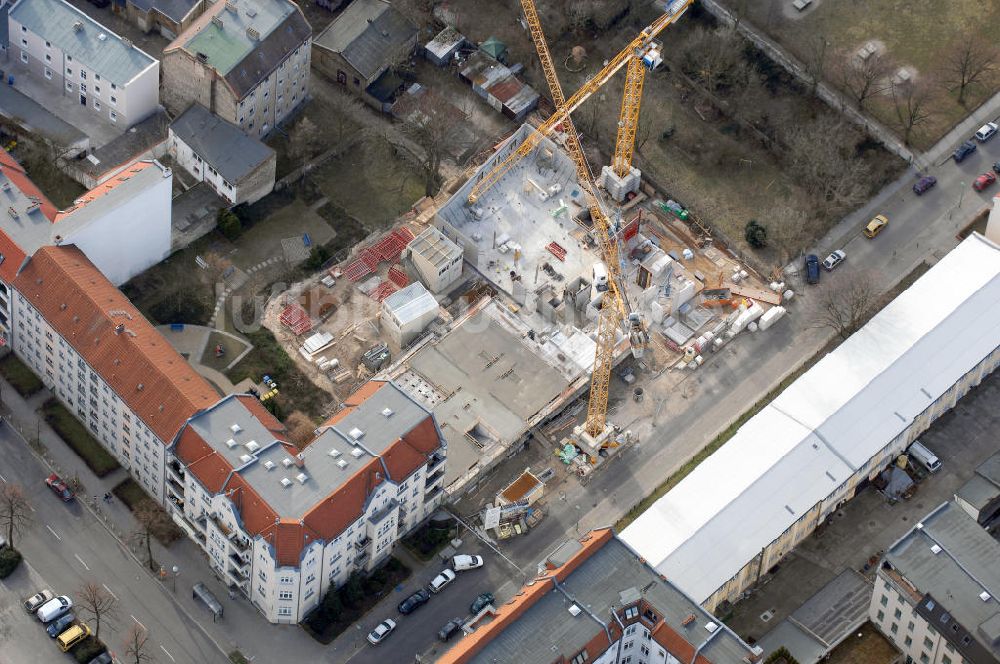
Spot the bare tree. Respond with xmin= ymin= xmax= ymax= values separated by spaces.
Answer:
xmin=400 ymin=91 xmax=469 ymax=196
xmin=890 ymin=80 xmax=935 ymax=146
xmin=131 ymin=500 xmax=172 ymax=572
xmin=804 ymin=35 xmax=831 ymax=96
xmin=635 ymin=112 xmax=655 ymax=153
xmin=123 ymin=624 xmax=155 ymax=664
xmin=944 ymin=36 xmax=998 ymax=106
xmin=0 ymin=484 xmax=32 ymax=548
xmin=680 ymin=27 xmax=743 ymax=94
xmin=287 ymin=116 xmax=322 ymax=162
xmin=78 ymin=582 xmax=119 ymax=640
xmin=767 ymin=205 xmax=817 ymax=266
xmin=324 ymin=88 xmax=371 ymax=146
xmin=837 ymin=50 xmax=892 ymax=110
xmin=783 ymin=116 xmax=872 ymax=215
xmin=284 ymin=411 xmax=317 ymax=446
xmin=813 ymin=271 xmax=879 ymax=339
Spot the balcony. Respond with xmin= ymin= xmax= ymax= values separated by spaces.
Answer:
xmin=166 ymin=460 xmax=186 ymax=484
xmin=354 ymin=536 xmax=371 ymax=551
xmin=368 ymin=499 xmax=398 ymax=526
xmin=426 ymin=453 xmax=445 ymax=474
xmin=354 ymin=549 xmax=369 ymax=565
xmin=425 ymin=467 xmax=445 ymax=490
xmin=229 ymin=551 xmax=249 ymax=570
xmin=425 ymin=485 xmax=443 ymax=504
xmin=226 ymin=563 xmax=249 ymax=583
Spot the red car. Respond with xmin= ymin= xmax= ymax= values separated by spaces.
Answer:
xmin=45 ymin=474 xmax=74 ymax=502
xmin=973 ymin=173 xmax=997 ymax=192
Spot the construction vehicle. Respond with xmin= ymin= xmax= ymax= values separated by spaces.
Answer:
xmin=474 ymin=0 xmax=691 ymax=439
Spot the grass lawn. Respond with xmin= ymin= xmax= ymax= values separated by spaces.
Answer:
xmin=0 ymin=354 xmax=44 ymax=397
xmin=302 ymin=557 xmax=411 ymax=644
xmin=731 ymin=0 xmax=1000 ymax=149
xmin=200 ymin=331 xmax=251 ymax=373
xmin=111 ymin=477 xmax=148 ymax=511
xmin=401 ymin=523 xmax=455 ymax=561
xmin=41 ymin=399 xmax=120 ymax=478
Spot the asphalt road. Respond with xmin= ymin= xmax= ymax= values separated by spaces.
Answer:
xmin=0 ymin=422 xmax=223 ymax=664
xmin=341 ymin=542 xmax=517 ymax=664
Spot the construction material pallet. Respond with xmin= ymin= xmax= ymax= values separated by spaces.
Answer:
xmin=387 ymin=264 xmax=410 ymax=288
xmin=546 ymin=241 xmax=567 ymax=261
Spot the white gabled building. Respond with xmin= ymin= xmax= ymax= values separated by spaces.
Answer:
xmin=168 ymin=381 xmax=447 ymax=623
xmin=622 ymin=232 xmax=1000 ymax=612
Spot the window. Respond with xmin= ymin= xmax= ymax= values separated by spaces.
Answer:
xmin=111 ymin=82 xmax=116 ymax=90
xmin=923 ymin=637 xmax=934 ymax=650
xmin=890 ymin=623 xmax=898 ymax=634
xmin=94 ymin=85 xmax=101 ymax=95
xmin=80 ymin=83 xmax=87 ymax=94
xmin=919 ymin=654 xmax=928 ymax=664
xmin=904 ymin=636 xmax=912 ymax=647
xmin=93 ymin=100 xmax=100 ymax=111
xmin=110 ymin=95 xmax=117 ymax=105
xmin=20 ymin=25 xmax=26 ymax=33
xmin=45 ymin=53 xmax=51 ymax=63
xmin=20 ymin=38 xmax=27 ymax=47
xmin=20 ymin=51 xmax=28 ymax=64
xmin=109 ymin=110 xmax=117 ymax=123
xmin=95 ymin=74 xmax=100 ymax=81
xmin=908 ymin=621 xmax=915 ymax=632
xmin=877 ymin=610 xmax=885 ymax=622
xmin=894 ymin=609 xmax=902 ymax=620
xmin=276 ymin=606 xmax=292 ymax=617
xmin=80 ymin=70 xmax=87 ymax=80
xmin=44 ymin=68 xmax=51 ymax=80
xmin=624 ymin=605 xmax=638 ymax=620
xmin=942 ymin=656 xmax=952 ymax=664
xmin=880 ymin=595 xmax=888 ymax=607
xmin=570 ymin=652 xmax=589 ymax=664
xmin=278 ymin=591 xmax=293 ymax=600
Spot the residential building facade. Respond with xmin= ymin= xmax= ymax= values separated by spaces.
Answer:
xmin=168 ymin=103 xmax=276 ymax=205
xmin=438 ymin=528 xmax=760 ymax=664
xmin=10 ymin=245 xmax=220 ymax=500
xmin=871 ymin=502 xmax=1000 ymax=664
xmin=8 ymin=0 xmax=160 ymax=127
xmin=168 ymin=381 xmax=447 ymax=622
xmin=161 ymin=0 xmax=311 ymax=138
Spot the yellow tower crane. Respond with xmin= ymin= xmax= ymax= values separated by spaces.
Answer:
xmin=471 ymin=0 xmax=690 ymax=438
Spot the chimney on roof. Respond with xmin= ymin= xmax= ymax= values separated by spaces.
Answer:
xmin=54 ymin=234 xmax=63 ymax=245
xmin=137 ymin=383 xmax=144 ymax=391
xmin=72 ymin=21 xmax=83 ymax=32
xmin=294 ymin=452 xmax=305 ymax=468
xmin=114 ymin=323 xmax=125 ymax=335
xmin=211 ymin=15 xmax=223 ymax=28
xmin=246 ymin=26 xmax=259 ymax=40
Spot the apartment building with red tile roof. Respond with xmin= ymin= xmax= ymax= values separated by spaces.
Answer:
xmin=167 ymin=381 xmax=447 ymax=623
xmin=10 ymin=245 xmax=219 ymax=501
xmin=437 ymin=529 xmax=759 ymax=664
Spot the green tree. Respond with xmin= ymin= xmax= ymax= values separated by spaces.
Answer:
xmin=321 ymin=589 xmax=342 ymax=621
xmin=744 ymin=219 xmax=768 ymax=249
xmin=217 ymin=209 xmax=242 ymax=241
xmin=341 ymin=572 xmax=364 ymax=607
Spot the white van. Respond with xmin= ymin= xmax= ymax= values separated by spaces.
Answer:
xmin=908 ymin=441 xmax=941 ymax=474
xmin=36 ymin=595 xmax=72 ymax=623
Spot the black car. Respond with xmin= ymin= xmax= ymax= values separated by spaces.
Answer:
xmin=804 ymin=254 xmax=820 ymax=285
xmin=438 ymin=618 xmax=464 ymax=642
xmin=912 ymin=175 xmax=937 ymax=195
xmin=470 ymin=592 xmax=495 ymax=615
xmin=87 ymin=653 xmax=113 ymax=664
xmin=954 ymin=141 xmax=977 ymax=163
xmin=45 ymin=612 xmax=75 ymax=638
xmin=397 ymin=589 xmax=430 ymax=615
xmin=993 ymin=161 xmax=1000 ymax=175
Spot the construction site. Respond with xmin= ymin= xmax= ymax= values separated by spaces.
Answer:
xmin=260 ymin=0 xmax=795 ymax=504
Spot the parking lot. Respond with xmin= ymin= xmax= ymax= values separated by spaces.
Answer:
xmin=338 ymin=531 xmax=524 ymax=663
xmin=0 ymin=559 xmax=87 ymax=663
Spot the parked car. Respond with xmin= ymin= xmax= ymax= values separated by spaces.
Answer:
xmin=366 ymin=619 xmax=397 ymax=645
xmin=993 ymin=161 xmax=1000 ymax=175
xmin=397 ymin=589 xmax=430 ymax=615
xmin=864 ymin=214 xmax=889 ymax=238
xmin=954 ymin=141 xmax=977 ymax=162
xmin=974 ymin=172 xmax=997 ymax=192
xmin=46 ymin=612 xmax=76 ymax=638
xmin=37 ymin=595 xmax=73 ymax=623
xmin=470 ymin=592 xmax=495 ymax=615
xmin=87 ymin=653 xmax=113 ymax=664
xmin=975 ymin=122 xmax=998 ymax=142
xmin=452 ymin=554 xmax=484 ymax=571
xmin=45 ymin=474 xmax=75 ymax=502
xmin=438 ymin=618 xmax=465 ymax=642
xmin=429 ymin=568 xmax=457 ymax=593
xmin=822 ymin=250 xmax=846 ymax=271
xmin=57 ymin=624 xmax=91 ymax=652
xmin=912 ymin=176 xmax=937 ymax=195
xmin=804 ymin=255 xmax=820 ymax=285
xmin=908 ymin=440 xmax=942 ymax=473
xmin=23 ymin=590 xmax=54 ymax=614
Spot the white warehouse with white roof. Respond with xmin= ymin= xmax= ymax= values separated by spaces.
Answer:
xmin=622 ymin=232 xmax=1000 ymax=612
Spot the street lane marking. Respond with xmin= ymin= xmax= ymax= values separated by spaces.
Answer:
xmin=74 ymin=554 xmax=90 ymax=571
xmin=160 ymin=646 xmax=175 ymax=662
xmin=45 ymin=525 xmax=61 ymax=541
xmin=131 ymin=615 xmax=146 ymax=631
xmin=102 ymin=584 xmax=118 ymax=601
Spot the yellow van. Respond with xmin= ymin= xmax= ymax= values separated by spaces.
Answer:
xmin=57 ymin=623 xmax=90 ymax=652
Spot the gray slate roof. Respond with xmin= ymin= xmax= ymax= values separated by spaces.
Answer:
xmin=223 ymin=6 xmax=311 ymax=99
xmin=170 ymin=103 xmax=274 ymax=183
xmin=9 ymin=0 xmax=157 ymax=87
xmin=314 ymin=0 xmax=417 ymax=80
xmin=128 ymin=0 xmax=201 ymax=24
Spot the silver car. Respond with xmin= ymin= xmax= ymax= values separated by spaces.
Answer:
xmin=822 ymin=250 xmax=846 ymax=271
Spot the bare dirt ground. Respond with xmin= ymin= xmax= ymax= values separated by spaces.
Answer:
xmin=825 ymin=622 xmax=899 ymax=664
xmin=724 ymin=0 xmax=1000 ymax=150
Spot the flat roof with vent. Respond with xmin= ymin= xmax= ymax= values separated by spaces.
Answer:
xmin=884 ymin=502 xmax=1000 ymax=661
